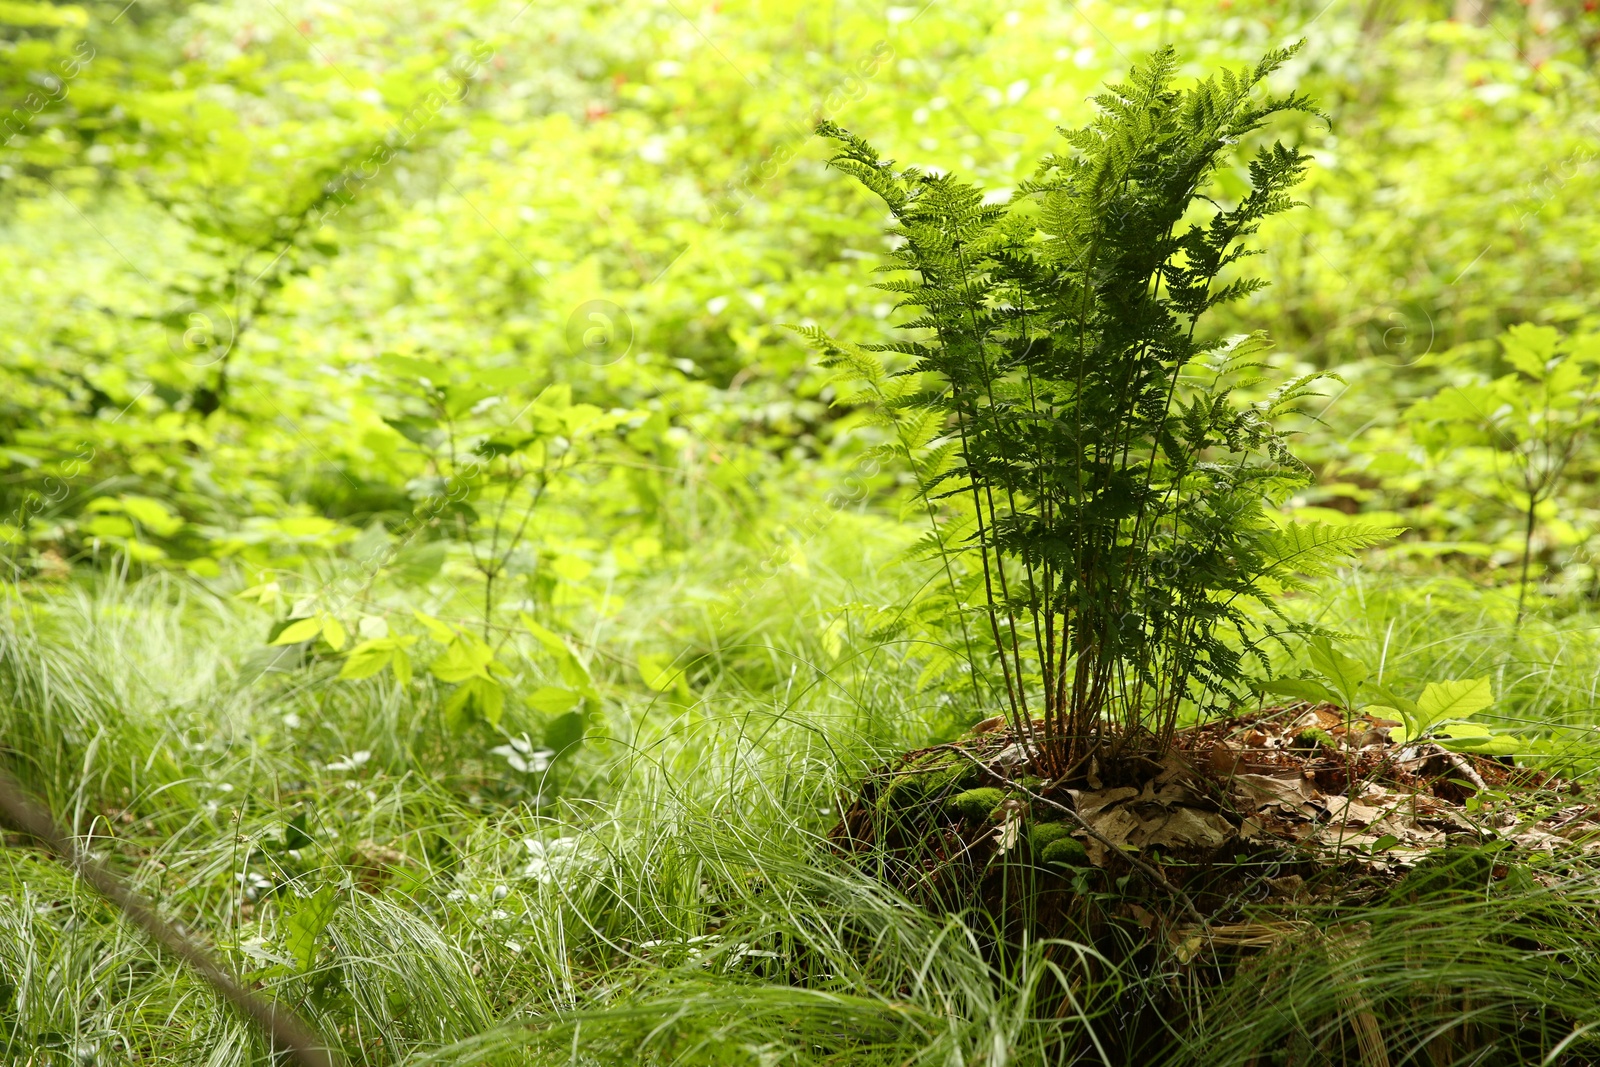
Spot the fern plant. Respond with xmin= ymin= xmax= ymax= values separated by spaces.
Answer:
xmin=802 ymin=45 xmax=1396 ymax=775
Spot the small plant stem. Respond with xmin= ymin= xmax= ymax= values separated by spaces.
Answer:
xmin=952 ymin=404 xmax=1026 ymax=730
xmin=1516 ymin=491 xmax=1537 ymax=625
xmin=956 ymin=244 xmax=1049 ymax=754
xmin=483 ymin=570 xmax=495 ymax=639
xmin=913 ymin=468 xmax=985 ymax=710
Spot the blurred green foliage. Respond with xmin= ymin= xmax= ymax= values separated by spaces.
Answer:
xmin=4 ymin=0 xmax=1600 ymax=718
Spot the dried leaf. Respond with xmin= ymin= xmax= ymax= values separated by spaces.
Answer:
xmin=994 ymin=811 xmax=1022 ymax=853
xmin=1232 ymin=773 xmax=1314 ymax=812
xmin=1139 ymin=807 xmax=1235 ymax=850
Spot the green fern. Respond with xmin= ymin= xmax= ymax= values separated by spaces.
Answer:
xmin=806 ymin=44 xmax=1394 ymax=771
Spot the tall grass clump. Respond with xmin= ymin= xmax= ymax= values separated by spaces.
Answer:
xmin=1174 ymin=865 xmax=1600 ymax=1066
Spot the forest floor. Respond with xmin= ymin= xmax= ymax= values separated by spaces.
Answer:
xmin=5 ymin=568 xmax=1600 ymax=1065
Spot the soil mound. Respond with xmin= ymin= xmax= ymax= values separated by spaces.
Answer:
xmin=831 ymin=705 xmax=1600 ymax=927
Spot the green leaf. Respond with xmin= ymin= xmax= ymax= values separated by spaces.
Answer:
xmin=637 ymin=652 xmax=677 ymax=693
xmin=471 ymin=676 xmax=506 ymax=727
xmin=1256 ymin=677 xmax=1338 ymax=706
xmin=557 ymin=653 xmax=593 ymax=692
xmin=0 ymin=2 xmax=90 ymax=28
xmin=118 ymin=495 xmax=184 ymax=537
xmin=283 ymin=812 xmax=314 ymax=851
xmin=521 ymin=612 xmax=594 ymax=693
xmin=391 ymin=646 xmax=413 ymax=687
xmin=441 ymin=675 xmax=505 ymax=728
xmin=320 ymin=615 xmax=347 ymax=652
xmin=1307 ymin=636 xmax=1368 ymax=708
xmin=389 ymin=542 xmax=447 ymax=585
xmin=339 ymin=639 xmax=394 ymax=680
xmin=84 ymin=514 xmax=134 ymax=539
xmin=272 ymin=617 xmax=323 ymax=645
xmin=1367 ymin=685 xmax=1419 ymax=722
xmin=122 ymin=541 xmax=167 ymax=563
xmin=283 ymin=886 xmax=339 ymax=973
xmin=1368 ymin=833 xmax=1400 ymax=854
xmin=527 ymin=686 xmax=581 ymax=713
xmin=1438 ymin=732 xmax=1520 ymax=756
xmin=1361 ymin=704 xmax=1401 ymax=720
xmin=474 ymin=437 xmax=523 ymax=459
xmin=442 ymin=681 xmax=474 ymax=731
xmin=534 ymin=382 xmax=572 ymax=411
xmin=519 ymin=612 xmax=570 ymax=656
xmin=1434 ymin=721 xmax=1492 ymax=739
xmin=429 ymin=635 xmax=494 ymax=683
xmin=1501 ymin=322 xmax=1561 ymax=379
xmin=412 ymin=611 xmax=457 ymax=643
xmin=544 ymin=710 xmax=586 ymax=754
xmin=378 ymin=355 xmax=442 ymax=384
xmin=1415 ymin=678 xmax=1494 ymax=734
xmin=1254 ymin=523 xmax=1401 ymax=580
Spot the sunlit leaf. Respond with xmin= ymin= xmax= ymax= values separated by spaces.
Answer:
xmin=272 ymin=617 xmax=323 ymax=645
xmin=1415 ymin=678 xmax=1494 ymax=734
xmin=339 ymin=639 xmax=393 ymax=680
xmin=527 ymin=686 xmax=581 ymax=713
xmin=637 ymin=653 xmax=677 ymax=693
xmin=320 ymin=615 xmax=347 ymax=652
xmin=412 ymin=611 xmax=456 ymax=643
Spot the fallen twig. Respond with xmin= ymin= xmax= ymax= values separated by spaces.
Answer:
xmin=0 ymin=768 xmax=339 ymax=1067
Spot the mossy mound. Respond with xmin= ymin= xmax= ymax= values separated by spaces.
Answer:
xmin=945 ymin=787 xmax=1006 ymax=822
xmin=830 ymin=715 xmax=1600 ymax=1066
xmin=1040 ymin=836 xmax=1089 ymax=866
xmin=1027 ymin=821 xmax=1074 ymax=852
xmin=872 ymin=748 xmax=980 ymax=818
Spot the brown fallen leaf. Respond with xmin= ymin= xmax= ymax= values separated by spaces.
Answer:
xmin=1069 ymin=786 xmax=1139 ymax=819
xmin=1082 ymin=805 xmax=1144 ymax=866
xmin=1153 ymin=752 xmax=1203 ymax=786
xmin=1137 ymin=806 xmax=1235 ymax=850
xmin=1231 ymin=773 xmax=1315 ymax=812
xmin=1209 ymin=741 xmax=1243 ymax=776
xmin=1133 ymin=777 xmax=1209 ymax=808
xmin=1316 ymin=796 xmax=1386 ymax=831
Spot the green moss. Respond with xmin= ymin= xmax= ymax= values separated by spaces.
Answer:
xmin=877 ymin=750 xmax=981 ymax=815
xmin=1029 ymin=821 xmax=1073 ymax=853
xmin=1293 ymin=727 xmax=1335 ymax=749
xmin=1041 ymin=836 xmax=1089 ymax=867
xmin=945 ymin=787 xmax=1006 ymax=822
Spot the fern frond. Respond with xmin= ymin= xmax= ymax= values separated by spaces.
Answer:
xmin=1254 ymin=522 xmax=1402 ymax=579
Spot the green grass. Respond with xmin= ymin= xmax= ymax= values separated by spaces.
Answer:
xmin=1274 ymin=571 xmax=1600 ymax=776
xmin=5 ymin=553 xmax=1600 ymax=1065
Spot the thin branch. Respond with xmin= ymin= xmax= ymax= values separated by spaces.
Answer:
xmin=0 ymin=770 xmax=339 ymax=1067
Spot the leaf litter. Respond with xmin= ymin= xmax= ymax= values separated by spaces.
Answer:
xmin=832 ymin=702 xmax=1600 ymax=926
